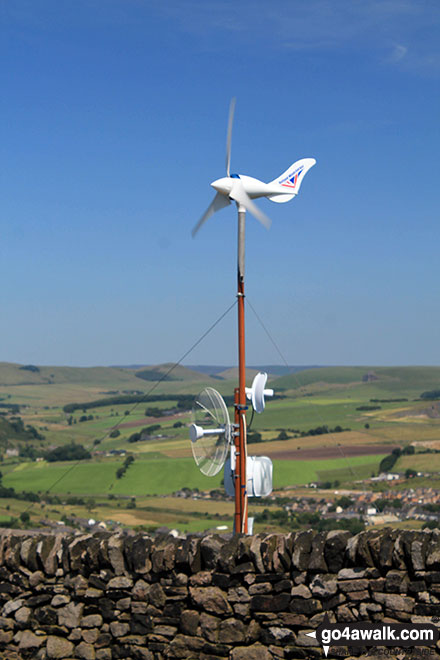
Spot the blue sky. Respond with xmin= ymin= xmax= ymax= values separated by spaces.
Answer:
xmin=1 ymin=0 xmax=439 ymax=367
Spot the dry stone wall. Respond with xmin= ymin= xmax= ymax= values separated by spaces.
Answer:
xmin=1 ymin=528 xmax=440 ymax=659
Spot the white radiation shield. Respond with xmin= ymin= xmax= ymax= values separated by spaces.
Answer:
xmin=224 ymin=454 xmax=273 ymax=498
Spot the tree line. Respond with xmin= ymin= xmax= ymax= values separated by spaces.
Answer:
xmin=63 ymin=393 xmax=197 ymax=414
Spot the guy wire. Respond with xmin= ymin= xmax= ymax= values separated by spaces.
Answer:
xmin=18 ymin=299 xmax=238 ymax=520
xmin=246 ymin=297 xmax=361 ymax=483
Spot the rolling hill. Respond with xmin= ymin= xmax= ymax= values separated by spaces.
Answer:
xmin=0 ymin=362 xmax=143 ymax=387
xmin=133 ymin=363 xmax=212 ymax=383
xmin=271 ymin=366 xmax=440 ymax=397
xmin=0 ymin=362 xmax=217 ymax=388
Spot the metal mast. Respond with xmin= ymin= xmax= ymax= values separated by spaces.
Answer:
xmin=234 ymin=203 xmax=248 ymax=534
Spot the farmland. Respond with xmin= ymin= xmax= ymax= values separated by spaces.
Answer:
xmin=1 ymin=361 xmax=440 ymax=534
xmin=2 ymin=453 xmax=385 ymax=496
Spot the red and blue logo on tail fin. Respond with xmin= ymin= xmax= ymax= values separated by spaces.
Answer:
xmin=280 ymin=165 xmax=304 ymax=189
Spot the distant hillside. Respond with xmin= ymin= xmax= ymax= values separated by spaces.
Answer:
xmin=217 ymin=367 xmax=263 ymax=381
xmin=0 ymin=362 xmax=143 ymax=387
xmin=0 ymin=362 xmax=222 ymax=388
xmin=186 ymin=365 xmax=321 ymax=378
xmin=134 ymin=364 xmax=215 ymax=383
xmin=271 ymin=366 xmax=440 ymax=396
xmin=273 ymin=366 xmax=369 ymax=389
xmin=3 ymin=362 xmax=438 ymax=399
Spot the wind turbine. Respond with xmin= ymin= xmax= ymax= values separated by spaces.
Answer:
xmin=192 ymin=98 xmax=316 ymax=237
xmin=191 ymin=99 xmax=316 ymax=534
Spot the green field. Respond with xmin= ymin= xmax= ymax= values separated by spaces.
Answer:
xmin=2 ymin=453 xmax=386 ymax=496
xmin=2 ymin=457 xmax=223 ymax=495
xmin=396 ymin=453 xmax=440 ymax=473
xmin=251 ymin=396 xmax=373 ymax=433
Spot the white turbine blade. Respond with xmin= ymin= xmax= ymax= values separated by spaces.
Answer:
xmin=192 ymin=192 xmax=231 ymax=237
xmin=225 ymin=97 xmax=236 ymax=178
xmin=229 ymin=180 xmax=272 ymax=230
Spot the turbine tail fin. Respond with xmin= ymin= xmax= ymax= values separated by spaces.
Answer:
xmin=267 ymin=193 xmax=295 ymax=204
xmin=269 ymin=158 xmax=316 ymax=195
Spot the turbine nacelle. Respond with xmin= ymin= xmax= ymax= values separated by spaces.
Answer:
xmin=211 ymin=175 xmax=272 ymax=200
xmin=211 ymin=177 xmax=234 ymax=196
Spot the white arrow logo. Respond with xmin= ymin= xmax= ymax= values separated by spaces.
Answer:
xmin=306 ymin=630 xmax=330 ymax=657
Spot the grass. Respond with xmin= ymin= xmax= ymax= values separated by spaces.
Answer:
xmin=368 ymin=424 xmax=440 ymax=444
xmin=247 ymin=430 xmax=397 ymax=457
xmin=250 ymin=397 xmax=364 ymax=431
xmin=396 ymin=453 xmax=440 ymax=473
xmin=317 ymin=461 xmax=384 ymax=483
xmin=140 ymin=496 xmax=234 ymax=515
xmin=248 ymin=395 xmax=430 ymax=436
xmin=127 ymin=438 xmax=193 ymax=458
xmin=272 ymin=454 xmax=386 ymax=487
xmin=2 ymin=457 xmax=223 ymax=496
xmin=2 ymin=453 xmax=386 ymax=495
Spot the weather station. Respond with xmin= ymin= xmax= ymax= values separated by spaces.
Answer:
xmin=189 ymin=99 xmax=316 ymax=534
